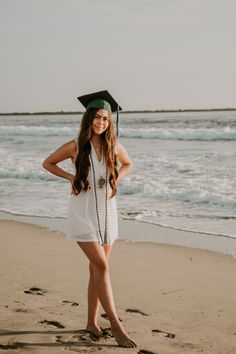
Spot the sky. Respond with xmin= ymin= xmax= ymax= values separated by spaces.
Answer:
xmin=0 ymin=0 xmax=236 ymax=112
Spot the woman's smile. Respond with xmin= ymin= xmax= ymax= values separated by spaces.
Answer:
xmin=92 ymin=109 xmax=110 ymax=134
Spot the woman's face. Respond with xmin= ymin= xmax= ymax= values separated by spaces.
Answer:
xmin=92 ymin=109 xmax=110 ymax=135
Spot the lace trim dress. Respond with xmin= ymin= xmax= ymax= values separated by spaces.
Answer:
xmin=66 ymin=139 xmax=118 ymax=245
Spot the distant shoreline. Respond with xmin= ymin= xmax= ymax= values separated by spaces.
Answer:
xmin=1 ymin=107 xmax=236 ymax=116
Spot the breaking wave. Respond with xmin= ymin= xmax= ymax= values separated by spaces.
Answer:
xmin=1 ymin=125 xmax=235 ymax=141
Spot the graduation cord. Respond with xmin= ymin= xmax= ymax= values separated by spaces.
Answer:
xmin=90 ymin=154 xmax=108 ymax=245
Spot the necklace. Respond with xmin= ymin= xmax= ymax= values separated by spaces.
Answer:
xmin=98 ymin=176 xmax=106 ymax=188
xmin=91 ymin=142 xmax=106 ymax=189
xmin=92 ymin=142 xmax=102 ymax=153
xmin=94 ymin=145 xmax=101 ymax=152
xmin=90 ymin=153 xmax=108 ymax=245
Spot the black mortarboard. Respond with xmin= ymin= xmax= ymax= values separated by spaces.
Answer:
xmin=77 ymin=90 xmax=122 ymax=136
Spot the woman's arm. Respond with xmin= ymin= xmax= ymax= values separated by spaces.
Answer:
xmin=42 ymin=140 xmax=77 ymax=182
xmin=116 ymin=141 xmax=133 ymax=181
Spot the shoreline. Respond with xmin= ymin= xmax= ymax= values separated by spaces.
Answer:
xmin=0 ymin=210 xmax=235 ymax=257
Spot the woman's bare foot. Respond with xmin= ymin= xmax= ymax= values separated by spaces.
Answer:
xmin=85 ymin=324 xmax=103 ymax=338
xmin=110 ymin=319 xmax=137 ymax=348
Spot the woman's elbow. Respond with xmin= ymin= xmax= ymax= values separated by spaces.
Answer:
xmin=42 ymin=159 xmax=49 ymax=170
xmin=128 ymin=161 xmax=133 ymax=172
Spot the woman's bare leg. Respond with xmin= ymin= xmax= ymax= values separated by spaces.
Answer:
xmin=77 ymin=241 xmax=137 ymax=348
xmin=86 ymin=244 xmax=112 ymax=336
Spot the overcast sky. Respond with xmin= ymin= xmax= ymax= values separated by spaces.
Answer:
xmin=0 ymin=0 xmax=235 ymax=112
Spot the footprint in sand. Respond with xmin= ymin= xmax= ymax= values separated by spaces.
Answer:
xmin=101 ymin=313 xmax=122 ymax=322
xmin=126 ymin=308 xmax=149 ymax=316
xmin=152 ymin=329 xmax=176 ymax=338
xmin=0 ymin=342 xmax=26 ymax=350
xmin=73 ymin=332 xmax=102 ymax=342
xmin=24 ymin=287 xmax=47 ymax=296
xmin=62 ymin=300 xmax=79 ymax=306
xmin=100 ymin=313 xmax=109 ymax=320
xmin=38 ymin=320 xmax=65 ymax=329
xmin=56 ymin=332 xmax=106 ymax=352
xmin=14 ymin=308 xmax=29 ymax=313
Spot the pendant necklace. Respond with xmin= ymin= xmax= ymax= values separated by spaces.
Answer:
xmin=98 ymin=175 xmax=106 ymax=188
xmin=92 ymin=142 xmax=106 ymax=189
xmin=97 ymin=151 xmax=105 ymax=188
xmin=90 ymin=152 xmax=108 ymax=245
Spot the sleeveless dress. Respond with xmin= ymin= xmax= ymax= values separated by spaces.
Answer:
xmin=66 ymin=139 xmax=118 ymax=245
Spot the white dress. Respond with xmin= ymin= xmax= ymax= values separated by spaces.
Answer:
xmin=66 ymin=139 xmax=118 ymax=245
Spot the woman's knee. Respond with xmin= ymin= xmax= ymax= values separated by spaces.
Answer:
xmin=92 ymin=259 xmax=109 ymax=278
xmin=77 ymin=242 xmax=109 ymax=278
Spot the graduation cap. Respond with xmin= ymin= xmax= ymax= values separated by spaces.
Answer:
xmin=77 ymin=90 xmax=122 ymax=136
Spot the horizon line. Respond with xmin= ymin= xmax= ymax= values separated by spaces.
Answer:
xmin=1 ymin=107 xmax=236 ymax=116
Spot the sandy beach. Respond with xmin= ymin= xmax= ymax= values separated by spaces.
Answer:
xmin=0 ymin=219 xmax=236 ymax=354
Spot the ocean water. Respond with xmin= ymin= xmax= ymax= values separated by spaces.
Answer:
xmin=0 ymin=111 xmax=236 ymax=240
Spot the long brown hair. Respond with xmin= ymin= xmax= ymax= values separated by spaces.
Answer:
xmin=73 ymin=108 xmax=118 ymax=197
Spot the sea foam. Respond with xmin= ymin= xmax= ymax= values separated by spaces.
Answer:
xmin=1 ymin=125 xmax=235 ymax=141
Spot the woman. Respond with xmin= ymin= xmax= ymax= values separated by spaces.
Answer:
xmin=42 ymin=91 xmax=137 ymax=348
